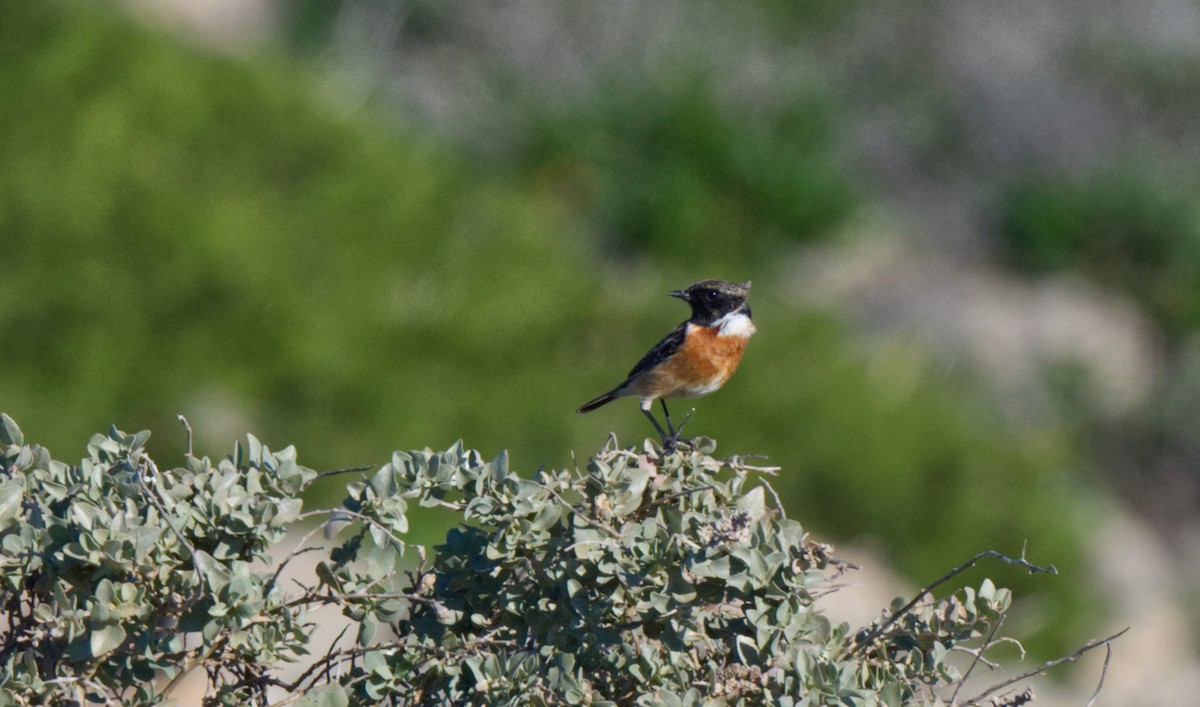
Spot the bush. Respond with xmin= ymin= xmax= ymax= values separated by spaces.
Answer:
xmin=0 ymin=414 xmax=1114 ymax=705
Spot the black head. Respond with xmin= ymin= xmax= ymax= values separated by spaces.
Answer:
xmin=669 ymin=279 xmax=752 ymax=326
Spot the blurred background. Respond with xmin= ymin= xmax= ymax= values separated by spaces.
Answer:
xmin=3 ymin=1 xmax=1200 ymax=702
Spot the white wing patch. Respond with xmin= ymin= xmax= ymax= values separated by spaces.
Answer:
xmin=716 ymin=311 xmax=756 ymax=339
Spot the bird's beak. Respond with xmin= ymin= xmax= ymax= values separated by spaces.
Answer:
xmin=669 ymin=289 xmax=689 ymax=301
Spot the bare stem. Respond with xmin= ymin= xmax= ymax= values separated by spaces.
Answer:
xmin=316 ymin=465 xmax=373 ymax=479
xmin=176 ymin=414 xmax=193 ymax=458
xmin=852 ymin=550 xmax=1056 ymax=656
xmin=950 ymin=614 xmax=1006 ymax=703
xmin=543 ymin=484 xmax=622 ymax=540
xmin=963 ymin=628 xmax=1129 ymax=706
xmin=1084 ymin=641 xmax=1115 ymax=707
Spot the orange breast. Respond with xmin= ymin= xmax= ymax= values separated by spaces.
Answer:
xmin=633 ymin=326 xmax=748 ymax=400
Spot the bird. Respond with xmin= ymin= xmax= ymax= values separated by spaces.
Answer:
xmin=576 ymin=279 xmax=755 ymax=451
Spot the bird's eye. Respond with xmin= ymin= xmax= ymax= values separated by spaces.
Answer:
xmin=706 ymin=289 xmax=719 ymax=300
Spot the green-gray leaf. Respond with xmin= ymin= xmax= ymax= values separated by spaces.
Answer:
xmin=90 ymin=623 xmax=126 ymax=658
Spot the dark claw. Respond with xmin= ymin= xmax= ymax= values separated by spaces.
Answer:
xmin=646 ymin=401 xmax=698 ymax=454
xmin=662 ymin=430 xmax=694 ymax=454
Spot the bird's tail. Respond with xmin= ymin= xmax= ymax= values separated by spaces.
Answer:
xmin=576 ymin=391 xmax=619 ymax=414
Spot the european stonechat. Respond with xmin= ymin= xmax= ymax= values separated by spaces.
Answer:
xmin=577 ymin=279 xmax=755 ymax=451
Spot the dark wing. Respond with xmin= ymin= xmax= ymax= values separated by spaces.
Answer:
xmin=625 ymin=321 xmax=688 ymax=381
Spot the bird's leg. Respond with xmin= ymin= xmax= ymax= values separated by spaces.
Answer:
xmin=641 ymin=406 xmax=670 ymax=448
xmin=660 ymin=399 xmax=676 ymax=438
xmin=659 ymin=400 xmax=694 ymax=452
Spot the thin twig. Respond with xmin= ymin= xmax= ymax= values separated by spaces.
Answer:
xmin=264 ymin=521 xmax=329 ymax=595
xmin=759 ymin=477 xmax=786 ymax=519
xmin=987 ymin=687 xmax=1035 ymax=706
xmin=563 ymin=538 xmax=623 ymax=553
xmin=295 ymin=508 xmax=408 ymax=549
xmin=543 ymin=484 xmax=622 ymax=540
xmin=805 ymin=554 xmax=860 ymax=601
xmin=282 ymin=635 xmax=518 ymax=698
xmin=964 ymin=628 xmax=1129 ymax=706
xmin=1084 ymin=641 xmax=1114 ymax=707
xmin=828 ymin=557 xmax=862 ymax=576
xmin=633 ymin=483 xmax=719 ymax=522
xmin=726 ymin=454 xmax=781 ymax=477
xmin=320 ymin=624 xmax=352 ymax=690
xmin=600 ymin=438 xmax=645 ymax=464
xmin=177 ymin=414 xmax=193 ymax=458
xmin=808 ymin=580 xmax=859 ymax=600
xmin=162 ymin=636 xmax=224 ymax=698
xmin=286 ymin=644 xmax=372 ymax=694
xmin=316 ymin=465 xmax=373 ymax=479
xmin=950 ymin=636 xmax=1024 ymax=671
xmin=950 ymin=614 xmax=1006 ymax=704
xmin=657 ymin=485 xmax=715 ymax=504
xmin=852 ymin=550 xmax=1057 ymax=656
xmin=286 ymin=590 xmax=439 ymax=610
xmin=134 ymin=455 xmax=199 ymax=568
xmin=278 ymin=672 xmax=377 ymax=706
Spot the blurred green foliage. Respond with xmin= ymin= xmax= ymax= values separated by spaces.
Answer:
xmin=0 ymin=2 xmax=1096 ymax=655
xmin=519 ymin=82 xmax=854 ymax=269
xmin=0 ymin=1 xmax=595 ymax=499
xmin=999 ymin=168 xmax=1200 ymax=336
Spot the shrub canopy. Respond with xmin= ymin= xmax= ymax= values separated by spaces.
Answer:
xmin=0 ymin=414 xmax=1090 ymax=706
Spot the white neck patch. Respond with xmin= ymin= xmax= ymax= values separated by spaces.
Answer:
xmin=715 ymin=311 xmax=756 ymax=338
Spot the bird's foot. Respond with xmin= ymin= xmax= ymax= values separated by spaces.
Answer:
xmin=660 ymin=431 xmax=693 ymax=455
xmin=660 ymin=407 xmax=696 ymax=453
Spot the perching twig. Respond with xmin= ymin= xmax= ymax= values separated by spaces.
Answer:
xmin=963 ymin=628 xmax=1129 ymax=706
xmin=851 ymin=550 xmax=1057 ymax=655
